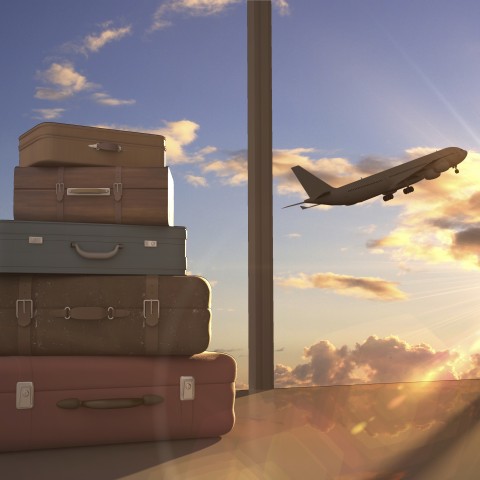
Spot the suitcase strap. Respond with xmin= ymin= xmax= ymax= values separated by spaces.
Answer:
xmin=50 ymin=306 xmax=131 ymax=320
xmin=55 ymin=166 xmax=123 ymax=223
xmin=144 ymin=275 xmax=160 ymax=354
xmin=56 ymin=167 xmax=65 ymax=221
xmin=15 ymin=276 xmax=161 ymax=355
xmin=114 ymin=166 xmax=122 ymax=223
xmin=16 ymin=276 xmax=33 ymax=355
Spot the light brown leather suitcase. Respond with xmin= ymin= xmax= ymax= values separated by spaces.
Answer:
xmin=0 ymin=274 xmax=210 ymax=356
xmin=14 ymin=165 xmax=173 ymax=225
xmin=0 ymin=353 xmax=236 ymax=451
xmin=19 ymin=122 xmax=166 ymax=167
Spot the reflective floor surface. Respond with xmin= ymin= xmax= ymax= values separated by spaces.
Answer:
xmin=1 ymin=379 xmax=480 ymax=479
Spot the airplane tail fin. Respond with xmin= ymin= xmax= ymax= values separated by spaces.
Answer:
xmin=291 ymin=166 xmax=332 ymax=199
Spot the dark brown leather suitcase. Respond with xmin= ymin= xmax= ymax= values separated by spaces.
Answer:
xmin=0 ymin=353 xmax=236 ymax=451
xmin=0 ymin=274 xmax=210 ymax=356
xmin=14 ymin=165 xmax=174 ymax=226
xmin=19 ymin=122 xmax=166 ymax=167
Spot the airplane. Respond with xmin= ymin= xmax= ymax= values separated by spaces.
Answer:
xmin=284 ymin=147 xmax=468 ymax=209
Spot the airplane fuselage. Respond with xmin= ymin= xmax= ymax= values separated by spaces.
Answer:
xmin=309 ymin=147 xmax=467 ymax=206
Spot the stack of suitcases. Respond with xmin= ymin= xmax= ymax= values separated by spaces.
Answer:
xmin=0 ymin=122 xmax=236 ymax=451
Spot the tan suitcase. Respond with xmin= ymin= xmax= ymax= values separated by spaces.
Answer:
xmin=14 ymin=165 xmax=173 ymax=225
xmin=19 ymin=122 xmax=166 ymax=167
xmin=0 ymin=353 xmax=236 ymax=451
xmin=0 ymin=274 xmax=210 ymax=356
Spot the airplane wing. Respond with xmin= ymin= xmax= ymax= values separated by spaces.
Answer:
xmin=387 ymin=151 xmax=451 ymax=190
xmin=389 ymin=169 xmax=426 ymax=189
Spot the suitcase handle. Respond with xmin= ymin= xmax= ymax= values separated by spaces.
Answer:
xmin=67 ymin=187 xmax=111 ymax=196
xmin=54 ymin=306 xmax=130 ymax=320
xmin=56 ymin=394 xmax=163 ymax=410
xmin=71 ymin=242 xmax=123 ymax=260
xmin=88 ymin=142 xmax=123 ymax=152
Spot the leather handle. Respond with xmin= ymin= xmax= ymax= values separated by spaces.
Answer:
xmin=67 ymin=188 xmax=111 ymax=196
xmin=88 ymin=142 xmax=122 ymax=152
xmin=52 ymin=306 xmax=130 ymax=320
xmin=71 ymin=242 xmax=123 ymax=260
xmin=56 ymin=394 xmax=163 ymax=410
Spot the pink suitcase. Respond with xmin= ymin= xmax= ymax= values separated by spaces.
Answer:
xmin=0 ymin=353 xmax=236 ymax=452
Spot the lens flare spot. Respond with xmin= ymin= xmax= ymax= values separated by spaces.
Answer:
xmin=351 ymin=421 xmax=368 ymax=435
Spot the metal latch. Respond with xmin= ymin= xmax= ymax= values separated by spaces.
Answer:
xmin=16 ymin=382 xmax=34 ymax=409
xmin=144 ymin=240 xmax=157 ymax=248
xmin=180 ymin=376 xmax=195 ymax=401
xmin=28 ymin=236 xmax=43 ymax=245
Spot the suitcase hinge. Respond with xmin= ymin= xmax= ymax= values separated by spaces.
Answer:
xmin=113 ymin=182 xmax=123 ymax=201
xmin=56 ymin=182 xmax=65 ymax=201
xmin=143 ymin=299 xmax=160 ymax=327
xmin=16 ymin=299 xmax=34 ymax=327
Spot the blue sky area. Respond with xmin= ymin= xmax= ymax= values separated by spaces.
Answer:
xmin=2 ymin=1 xmax=480 ymax=388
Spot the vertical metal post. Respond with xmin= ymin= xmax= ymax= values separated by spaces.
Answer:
xmin=247 ymin=0 xmax=274 ymax=392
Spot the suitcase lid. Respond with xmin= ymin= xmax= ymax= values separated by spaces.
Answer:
xmin=0 ymin=354 xmax=236 ymax=393
xmin=0 ymin=220 xmax=186 ymax=241
xmin=19 ymin=122 xmax=166 ymax=150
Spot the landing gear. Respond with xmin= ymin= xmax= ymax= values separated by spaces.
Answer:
xmin=403 ymin=186 xmax=414 ymax=194
xmin=454 ymin=166 xmax=459 ymax=174
xmin=383 ymin=194 xmax=394 ymax=202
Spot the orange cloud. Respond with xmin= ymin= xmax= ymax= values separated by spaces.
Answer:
xmin=367 ymin=150 xmax=480 ymax=269
xmin=94 ymin=120 xmax=214 ymax=165
xmin=274 ymin=335 xmax=473 ymax=388
xmin=276 ymin=272 xmax=407 ymax=301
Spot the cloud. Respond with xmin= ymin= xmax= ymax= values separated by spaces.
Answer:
xmin=150 ymin=0 xmax=291 ymax=31
xmin=276 ymin=272 xmax=407 ymax=301
xmin=83 ymin=26 xmax=132 ymax=53
xmin=272 ymin=0 xmax=290 ymax=16
xmin=93 ymin=119 xmax=210 ymax=164
xmin=275 ymin=335 xmax=467 ymax=388
xmin=451 ymin=227 xmax=480 ymax=265
xmin=366 ymin=150 xmax=480 ymax=270
xmin=32 ymin=108 xmax=65 ymax=120
xmin=286 ymin=233 xmax=301 ymax=239
xmin=92 ymin=92 xmax=136 ymax=106
xmin=185 ymin=174 xmax=208 ymax=187
xmin=150 ymin=0 xmax=242 ymax=31
xmin=155 ymin=119 xmax=202 ymax=163
xmin=35 ymin=62 xmax=96 ymax=100
xmin=202 ymin=151 xmax=247 ymax=186
xmin=200 ymin=147 xmax=358 ymax=193
xmin=64 ymin=24 xmax=132 ymax=55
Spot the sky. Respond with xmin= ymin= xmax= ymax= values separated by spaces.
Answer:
xmin=1 ymin=0 xmax=480 ymax=389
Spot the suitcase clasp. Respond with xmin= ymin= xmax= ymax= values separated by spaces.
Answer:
xmin=16 ymin=299 xmax=34 ymax=326
xmin=113 ymin=182 xmax=123 ymax=201
xmin=16 ymin=382 xmax=34 ymax=409
xmin=56 ymin=182 xmax=65 ymax=201
xmin=143 ymin=299 xmax=160 ymax=327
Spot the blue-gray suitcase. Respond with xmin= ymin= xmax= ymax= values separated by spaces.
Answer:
xmin=0 ymin=220 xmax=186 ymax=275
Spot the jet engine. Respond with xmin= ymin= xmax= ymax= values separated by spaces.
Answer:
xmin=433 ymin=158 xmax=450 ymax=173
xmin=424 ymin=168 xmax=441 ymax=180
